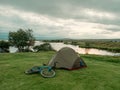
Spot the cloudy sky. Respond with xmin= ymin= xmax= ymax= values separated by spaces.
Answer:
xmin=0 ymin=0 xmax=120 ymax=40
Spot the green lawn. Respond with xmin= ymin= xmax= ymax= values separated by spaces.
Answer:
xmin=0 ymin=52 xmax=120 ymax=90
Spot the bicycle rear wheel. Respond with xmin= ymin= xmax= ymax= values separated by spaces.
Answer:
xmin=40 ymin=68 xmax=55 ymax=78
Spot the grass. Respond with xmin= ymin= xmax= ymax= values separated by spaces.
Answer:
xmin=0 ymin=51 xmax=120 ymax=90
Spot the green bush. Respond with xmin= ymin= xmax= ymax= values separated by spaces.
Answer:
xmin=33 ymin=43 xmax=54 ymax=52
xmin=0 ymin=40 xmax=10 ymax=53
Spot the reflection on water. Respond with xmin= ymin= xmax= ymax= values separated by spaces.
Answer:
xmin=85 ymin=49 xmax=90 ymax=54
xmin=50 ymin=43 xmax=120 ymax=56
xmin=9 ymin=47 xmax=18 ymax=53
xmin=9 ymin=41 xmax=120 ymax=56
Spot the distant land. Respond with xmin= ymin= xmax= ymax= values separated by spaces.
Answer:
xmin=0 ymin=38 xmax=120 ymax=41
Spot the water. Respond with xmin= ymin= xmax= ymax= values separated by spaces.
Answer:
xmin=9 ymin=47 xmax=18 ymax=53
xmin=9 ymin=41 xmax=120 ymax=56
xmin=9 ymin=41 xmax=43 ymax=53
xmin=50 ymin=43 xmax=120 ymax=56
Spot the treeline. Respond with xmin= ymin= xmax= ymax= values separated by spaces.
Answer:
xmin=43 ymin=40 xmax=63 ymax=42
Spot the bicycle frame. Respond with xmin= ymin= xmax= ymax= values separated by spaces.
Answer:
xmin=25 ymin=65 xmax=55 ymax=78
xmin=39 ymin=66 xmax=52 ymax=72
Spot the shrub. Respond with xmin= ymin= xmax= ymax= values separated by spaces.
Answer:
xmin=0 ymin=40 xmax=10 ymax=53
xmin=33 ymin=43 xmax=54 ymax=52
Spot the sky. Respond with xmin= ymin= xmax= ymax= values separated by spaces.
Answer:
xmin=0 ymin=0 xmax=120 ymax=40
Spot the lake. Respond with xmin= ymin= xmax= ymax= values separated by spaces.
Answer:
xmin=9 ymin=41 xmax=120 ymax=56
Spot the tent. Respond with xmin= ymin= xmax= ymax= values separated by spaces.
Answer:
xmin=48 ymin=47 xmax=87 ymax=70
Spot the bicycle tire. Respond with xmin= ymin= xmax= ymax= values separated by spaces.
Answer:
xmin=40 ymin=68 xmax=55 ymax=78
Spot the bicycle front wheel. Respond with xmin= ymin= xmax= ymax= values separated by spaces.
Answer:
xmin=40 ymin=68 xmax=55 ymax=78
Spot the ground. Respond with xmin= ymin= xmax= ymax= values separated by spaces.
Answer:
xmin=0 ymin=51 xmax=120 ymax=90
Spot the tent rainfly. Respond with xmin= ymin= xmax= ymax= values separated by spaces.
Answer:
xmin=48 ymin=47 xmax=87 ymax=70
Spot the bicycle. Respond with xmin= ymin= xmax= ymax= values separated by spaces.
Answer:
xmin=25 ymin=65 xmax=55 ymax=78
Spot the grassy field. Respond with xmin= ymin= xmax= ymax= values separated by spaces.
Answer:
xmin=0 ymin=51 xmax=120 ymax=90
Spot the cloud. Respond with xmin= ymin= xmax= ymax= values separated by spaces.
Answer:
xmin=0 ymin=0 xmax=120 ymax=39
xmin=80 ymin=8 xmax=116 ymax=20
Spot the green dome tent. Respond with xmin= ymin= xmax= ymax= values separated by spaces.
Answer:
xmin=48 ymin=47 xmax=87 ymax=70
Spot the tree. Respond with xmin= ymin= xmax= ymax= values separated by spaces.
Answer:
xmin=0 ymin=40 xmax=10 ymax=53
xmin=9 ymin=29 xmax=35 ymax=52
